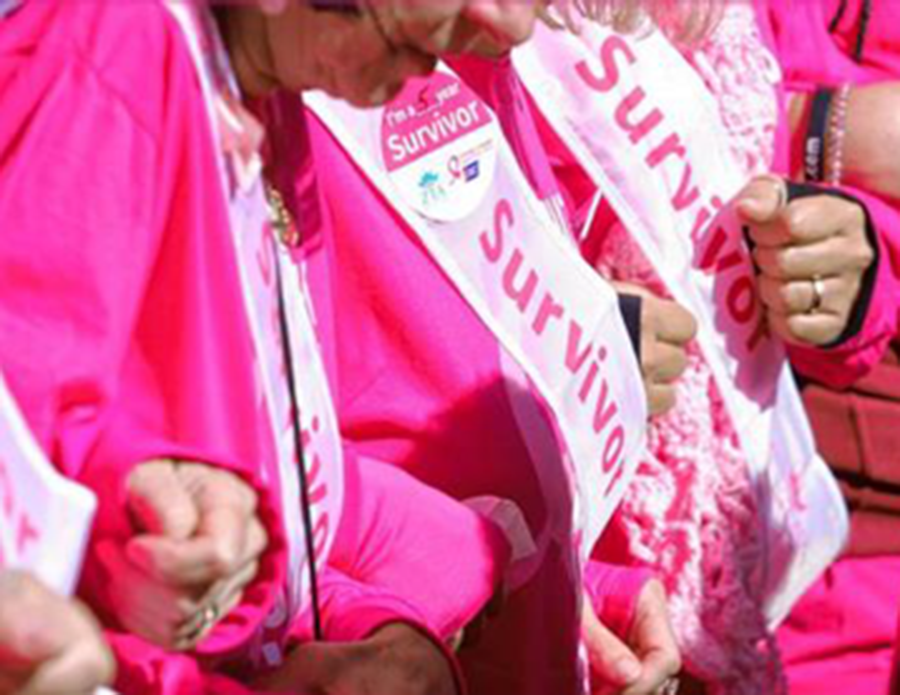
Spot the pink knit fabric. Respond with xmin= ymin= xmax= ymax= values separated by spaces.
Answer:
xmin=535 ymin=3 xmax=793 ymax=691
xmin=590 ymin=222 xmax=780 ymax=695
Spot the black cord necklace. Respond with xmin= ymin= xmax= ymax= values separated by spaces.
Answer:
xmin=269 ymin=184 xmax=324 ymax=642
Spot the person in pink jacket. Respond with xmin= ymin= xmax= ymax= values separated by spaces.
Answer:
xmin=0 ymin=0 xmax=537 ymax=692
xmin=760 ymin=2 xmax=900 ymax=693
xmin=509 ymin=0 xmax=899 ymax=691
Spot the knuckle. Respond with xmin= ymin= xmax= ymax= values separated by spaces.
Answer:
xmin=176 ymin=597 xmax=199 ymax=621
xmin=684 ymin=312 xmax=699 ymax=341
xmin=250 ymin=519 xmax=269 ymax=555
xmin=664 ymin=651 xmax=683 ymax=675
xmin=673 ymin=350 xmax=689 ymax=375
xmin=774 ymin=249 xmax=793 ymax=276
xmin=855 ymin=242 xmax=876 ymax=269
xmin=211 ymin=542 xmax=240 ymax=575
xmin=82 ymin=642 xmax=117 ymax=687
xmin=785 ymin=206 xmax=807 ymax=235
xmin=779 ymin=284 xmax=796 ymax=311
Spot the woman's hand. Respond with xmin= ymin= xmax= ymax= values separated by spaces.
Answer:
xmin=0 ymin=571 xmax=115 ymax=695
xmin=583 ymin=579 xmax=681 ymax=695
xmin=737 ymin=176 xmax=875 ymax=347
xmin=98 ymin=460 xmax=268 ymax=651
xmin=255 ymin=623 xmax=457 ymax=695
xmin=615 ymin=283 xmax=697 ymax=418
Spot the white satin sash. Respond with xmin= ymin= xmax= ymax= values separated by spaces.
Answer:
xmin=306 ymin=65 xmax=647 ymax=561
xmin=165 ymin=2 xmax=345 ymax=656
xmin=514 ymin=20 xmax=848 ymax=625
xmin=0 ymin=374 xmax=96 ymax=596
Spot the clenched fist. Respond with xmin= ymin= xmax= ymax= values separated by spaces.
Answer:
xmin=737 ymin=176 xmax=875 ymax=347
xmin=616 ymin=283 xmax=698 ymax=418
xmin=98 ymin=460 xmax=268 ymax=651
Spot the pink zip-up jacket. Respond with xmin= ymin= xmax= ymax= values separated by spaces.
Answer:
xmin=762 ymin=4 xmax=900 ymax=693
xmin=0 ymin=2 xmax=508 ymax=692
xmin=762 ymin=0 xmax=900 ymax=388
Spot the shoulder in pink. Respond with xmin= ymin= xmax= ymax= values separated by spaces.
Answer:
xmin=302 ymin=81 xmax=588 ymax=695
xmin=0 ymin=1 xmax=293 ymax=686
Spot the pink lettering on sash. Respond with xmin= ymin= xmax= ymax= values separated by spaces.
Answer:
xmin=0 ymin=457 xmax=42 ymax=561
xmin=479 ymin=198 xmax=511 ymax=262
xmin=576 ymin=35 xmax=637 ymax=93
xmin=502 ymin=251 xmax=539 ymax=312
xmin=532 ymin=293 xmax=565 ymax=336
xmin=614 ymin=89 xmax=664 ymax=146
xmin=573 ymin=30 xmax=771 ymax=356
xmin=477 ymin=197 xmax=628 ymax=505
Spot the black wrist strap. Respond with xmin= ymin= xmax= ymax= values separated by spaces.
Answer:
xmin=804 ymin=88 xmax=834 ymax=183
xmin=616 ymin=293 xmax=643 ymax=362
xmin=274 ymin=247 xmax=324 ymax=642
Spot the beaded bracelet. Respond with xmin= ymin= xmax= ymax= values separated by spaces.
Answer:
xmin=825 ymin=83 xmax=851 ymax=185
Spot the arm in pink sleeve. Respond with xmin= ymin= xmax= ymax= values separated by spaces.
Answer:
xmin=787 ymin=185 xmax=900 ymax=388
xmin=328 ymin=451 xmax=511 ymax=640
xmin=583 ymin=561 xmax=653 ymax=639
xmin=0 ymin=3 xmax=288 ymax=657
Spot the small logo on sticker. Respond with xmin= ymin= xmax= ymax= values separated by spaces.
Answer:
xmin=381 ymin=72 xmax=499 ymax=223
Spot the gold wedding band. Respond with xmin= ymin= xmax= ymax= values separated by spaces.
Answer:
xmin=187 ymin=601 xmax=220 ymax=641
xmin=203 ymin=600 xmax=220 ymax=627
xmin=658 ymin=677 xmax=681 ymax=695
xmin=809 ymin=275 xmax=826 ymax=314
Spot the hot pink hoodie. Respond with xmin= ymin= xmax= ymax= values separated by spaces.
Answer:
xmin=0 ymin=2 xmax=508 ymax=692
xmin=763 ymin=0 xmax=900 ymax=388
xmin=762 ymin=3 xmax=900 ymax=694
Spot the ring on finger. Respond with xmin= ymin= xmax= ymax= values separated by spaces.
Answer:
xmin=808 ymin=275 xmax=826 ymax=314
xmin=185 ymin=600 xmax=220 ymax=642
xmin=658 ymin=677 xmax=680 ymax=695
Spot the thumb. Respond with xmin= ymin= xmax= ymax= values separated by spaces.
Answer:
xmin=127 ymin=461 xmax=198 ymax=540
xmin=582 ymin=601 xmax=643 ymax=688
xmin=736 ymin=175 xmax=787 ymax=224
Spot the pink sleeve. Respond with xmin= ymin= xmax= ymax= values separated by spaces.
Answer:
xmin=787 ymin=185 xmax=900 ymax=388
xmin=0 ymin=3 xmax=288 ymax=658
xmin=105 ymin=631 xmax=294 ymax=695
xmin=583 ymin=561 xmax=653 ymax=639
xmin=0 ymin=36 xmax=163 ymax=482
xmin=328 ymin=452 xmax=511 ymax=639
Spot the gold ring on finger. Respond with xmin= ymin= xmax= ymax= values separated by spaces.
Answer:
xmin=808 ymin=275 xmax=826 ymax=314
xmin=658 ymin=677 xmax=681 ymax=695
xmin=186 ymin=601 xmax=220 ymax=642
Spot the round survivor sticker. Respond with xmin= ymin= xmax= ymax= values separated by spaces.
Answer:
xmin=381 ymin=72 xmax=500 ymax=223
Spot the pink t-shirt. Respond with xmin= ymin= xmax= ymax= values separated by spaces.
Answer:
xmin=302 ymin=61 xmax=650 ymax=694
xmin=0 ymin=2 xmax=507 ymax=692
